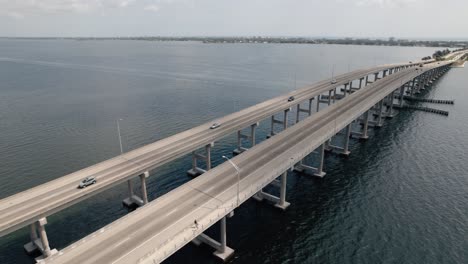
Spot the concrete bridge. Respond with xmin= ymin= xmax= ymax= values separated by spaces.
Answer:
xmin=0 ymin=53 xmax=463 ymax=263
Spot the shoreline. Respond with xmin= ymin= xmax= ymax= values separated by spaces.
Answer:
xmin=0 ymin=36 xmax=467 ymax=49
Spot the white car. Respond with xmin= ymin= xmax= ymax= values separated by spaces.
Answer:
xmin=331 ymin=79 xmax=337 ymax=84
xmin=78 ymin=177 xmax=97 ymax=188
xmin=210 ymin=123 xmax=221 ymax=129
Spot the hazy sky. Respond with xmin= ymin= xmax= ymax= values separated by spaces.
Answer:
xmin=0 ymin=0 xmax=467 ymax=39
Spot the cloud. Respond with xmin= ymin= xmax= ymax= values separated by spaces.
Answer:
xmin=144 ymin=4 xmax=160 ymax=12
xmin=0 ymin=0 xmax=136 ymax=17
xmin=354 ymin=0 xmax=420 ymax=8
xmin=7 ymin=12 xmax=24 ymax=20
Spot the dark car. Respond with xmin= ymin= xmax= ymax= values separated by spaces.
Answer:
xmin=288 ymin=96 xmax=295 ymax=102
xmin=78 ymin=177 xmax=97 ymax=188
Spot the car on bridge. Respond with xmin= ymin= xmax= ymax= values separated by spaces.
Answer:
xmin=288 ymin=96 xmax=295 ymax=102
xmin=331 ymin=79 xmax=337 ymax=84
xmin=210 ymin=123 xmax=221 ymax=129
xmin=78 ymin=177 xmax=97 ymax=189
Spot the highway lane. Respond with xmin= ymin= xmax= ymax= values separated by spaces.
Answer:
xmin=0 ymin=61 xmax=422 ymax=237
xmin=43 ymin=62 xmax=451 ymax=264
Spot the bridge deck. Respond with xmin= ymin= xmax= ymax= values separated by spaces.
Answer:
xmin=42 ymin=62 xmax=451 ymax=264
xmin=0 ymin=62 xmax=420 ymax=237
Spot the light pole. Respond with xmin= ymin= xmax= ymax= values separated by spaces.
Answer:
xmin=117 ymin=118 xmax=133 ymax=197
xmin=222 ymin=155 xmax=240 ymax=207
xmin=117 ymin=118 xmax=123 ymax=154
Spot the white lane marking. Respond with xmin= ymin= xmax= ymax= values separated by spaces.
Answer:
xmin=164 ymin=208 xmax=178 ymax=217
xmin=113 ymin=237 xmax=131 ymax=249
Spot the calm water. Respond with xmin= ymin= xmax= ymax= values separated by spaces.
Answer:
xmin=0 ymin=40 xmax=466 ymax=264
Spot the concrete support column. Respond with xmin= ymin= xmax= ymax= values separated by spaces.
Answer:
xmin=383 ymin=70 xmax=387 ymax=78
xmin=37 ymin=218 xmax=52 ymax=258
xmin=359 ymin=78 xmax=363 ymax=88
xmin=209 ymin=216 xmax=234 ymax=261
xmin=250 ymin=123 xmax=257 ymax=146
xmin=270 ymin=115 xmax=274 ymax=134
xmin=140 ymin=172 xmax=149 ymax=205
xmin=314 ymin=143 xmax=326 ymax=177
xmin=283 ymin=109 xmax=288 ymax=130
xmin=365 ymin=75 xmax=370 ymax=85
xmin=268 ymin=109 xmax=290 ymax=138
xmin=399 ymin=85 xmax=405 ymax=107
xmin=127 ymin=180 xmax=134 ymax=199
xmin=219 ymin=217 xmax=227 ymax=253
xmin=374 ymin=72 xmax=379 ymax=81
xmin=274 ymin=172 xmax=289 ymax=210
xmin=411 ymin=78 xmax=417 ymax=96
xmin=29 ymin=223 xmax=39 ymax=242
xmin=376 ymin=100 xmax=384 ymax=127
xmin=24 ymin=219 xmax=57 ymax=259
xmin=205 ymin=143 xmax=212 ymax=170
xmin=187 ymin=142 xmax=214 ymax=177
xmin=236 ymin=131 xmax=242 ymax=151
xmin=328 ymin=90 xmax=332 ymax=105
xmin=342 ymin=124 xmax=351 ymax=156
xmin=389 ymin=68 xmax=393 ymax=75
xmin=361 ymin=110 xmax=369 ymax=140
xmin=308 ymin=98 xmax=313 ymax=115
xmin=343 ymin=83 xmax=348 ymax=97
xmin=332 ymin=88 xmax=337 ymax=103
xmin=387 ymin=91 xmax=394 ymax=118
xmin=123 ymin=171 xmax=150 ymax=207
xmin=316 ymin=95 xmax=321 ymax=112
xmin=296 ymin=104 xmax=301 ymax=123
xmin=295 ymin=99 xmax=313 ymax=124
xmin=279 ymin=172 xmax=287 ymax=206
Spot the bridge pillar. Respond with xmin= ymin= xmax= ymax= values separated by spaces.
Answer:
xmin=359 ymin=77 xmax=364 ymax=89
xmin=387 ymin=91 xmax=395 ymax=118
xmin=361 ymin=110 xmax=370 ymax=140
xmin=410 ymin=78 xmax=417 ymax=96
xmin=365 ymin=75 xmax=370 ymax=85
xmin=399 ymin=85 xmax=405 ymax=107
xmin=324 ymin=91 xmax=332 ymax=147
xmin=294 ymin=143 xmax=326 ymax=177
xmin=376 ymin=100 xmax=384 ymax=127
xmin=24 ymin=218 xmax=58 ymax=261
xmin=140 ymin=172 xmax=149 ymax=204
xmin=295 ymin=98 xmax=313 ymax=123
xmin=275 ymin=172 xmax=290 ymax=210
xmin=123 ymin=171 xmax=150 ymax=207
xmin=343 ymin=83 xmax=348 ymax=98
xmin=315 ymin=143 xmax=326 ymax=177
xmin=342 ymin=124 xmax=352 ymax=155
xmin=374 ymin=72 xmax=380 ymax=81
xmin=268 ymin=108 xmax=290 ymax=138
xmin=234 ymin=123 xmax=258 ymax=155
xmin=188 ymin=143 xmax=214 ymax=176
xmin=382 ymin=70 xmax=387 ymax=78
xmin=389 ymin=68 xmax=393 ymax=75
xmin=194 ymin=216 xmax=234 ymax=262
xmin=254 ymin=171 xmax=290 ymax=209
xmin=323 ymin=123 xmax=352 ymax=156
xmin=212 ymin=217 xmax=234 ymax=261
xmin=127 ymin=180 xmax=134 ymax=202
xmin=37 ymin=218 xmax=52 ymax=258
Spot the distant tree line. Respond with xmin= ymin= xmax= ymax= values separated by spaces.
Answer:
xmin=2 ymin=36 xmax=468 ymax=49
xmin=432 ymin=49 xmax=451 ymax=60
